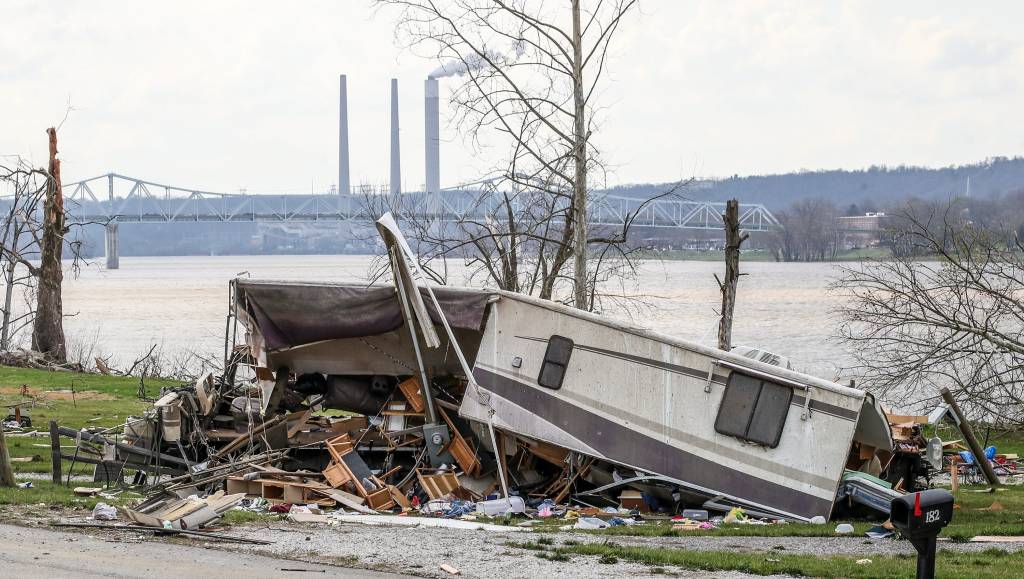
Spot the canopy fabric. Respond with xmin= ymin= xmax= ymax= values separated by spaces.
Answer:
xmin=235 ymin=280 xmax=492 ymax=351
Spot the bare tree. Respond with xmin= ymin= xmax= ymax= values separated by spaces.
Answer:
xmin=834 ymin=202 xmax=1024 ymax=425
xmin=0 ymin=162 xmax=47 ymax=349
xmin=768 ymin=198 xmax=839 ymax=262
xmin=716 ymin=199 xmax=748 ymax=350
xmin=32 ymin=128 xmax=68 ymax=362
xmin=378 ymin=0 xmax=640 ymax=310
xmin=0 ymin=128 xmax=89 ymax=362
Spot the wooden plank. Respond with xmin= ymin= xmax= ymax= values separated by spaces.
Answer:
xmin=525 ymin=439 xmax=570 ymax=466
xmin=312 ymin=488 xmax=376 ymax=514
xmin=439 ymin=408 xmax=481 ymax=476
xmin=554 ymin=458 xmax=593 ymax=504
xmin=970 ymin=536 xmax=1024 ymax=543
xmin=388 ymin=485 xmax=411 ymax=509
xmin=381 ymin=409 xmax=422 ymax=417
xmin=380 ymin=465 xmax=402 ymax=481
xmin=398 ymin=378 xmax=426 ymax=413
xmin=208 ymin=415 xmax=285 ymax=461
xmin=287 ymin=410 xmax=312 ymax=438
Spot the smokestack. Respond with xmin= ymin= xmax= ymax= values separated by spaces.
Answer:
xmin=338 ymin=74 xmax=350 ymax=196
xmin=425 ymin=78 xmax=440 ymax=202
xmin=389 ymin=78 xmax=401 ymax=195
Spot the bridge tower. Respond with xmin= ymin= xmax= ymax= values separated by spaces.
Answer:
xmin=105 ymin=223 xmax=119 ymax=270
xmin=106 ymin=174 xmax=119 ymax=269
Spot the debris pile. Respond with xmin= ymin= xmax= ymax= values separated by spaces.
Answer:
xmin=41 ymin=217 xmax=933 ymax=529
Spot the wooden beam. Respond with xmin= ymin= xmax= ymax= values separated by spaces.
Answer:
xmin=49 ymin=420 xmax=62 ymax=485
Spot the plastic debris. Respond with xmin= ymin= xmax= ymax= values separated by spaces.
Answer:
xmin=92 ymin=503 xmax=118 ymax=521
xmin=574 ymin=516 xmax=610 ymax=530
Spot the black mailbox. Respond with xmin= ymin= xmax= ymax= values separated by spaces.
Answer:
xmin=890 ymin=489 xmax=955 ymax=579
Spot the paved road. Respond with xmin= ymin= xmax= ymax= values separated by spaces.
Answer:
xmin=0 ymin=523 xmax=410 ymax=578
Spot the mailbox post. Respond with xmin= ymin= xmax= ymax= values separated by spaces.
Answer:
xmin=890 ymin=489 xmax=955 ymax=579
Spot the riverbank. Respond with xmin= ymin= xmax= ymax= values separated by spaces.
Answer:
xmin=645 ymin=247 xmax=892 ymax=262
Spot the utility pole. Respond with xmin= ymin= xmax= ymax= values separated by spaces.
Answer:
xmin=717 ymin=199 xmax=749 ymax=351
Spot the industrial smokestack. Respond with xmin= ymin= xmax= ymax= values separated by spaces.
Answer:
xmin=338 ymin=74 xmax=350 ymax=196
xmin=424 ymin=78 xmax=440 ymax=204
xmin=389 ymin=78 xmax=401 ymax=195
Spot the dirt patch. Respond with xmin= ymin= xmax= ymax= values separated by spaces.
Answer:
xmin=0 ymin=386 xmax=114 ymax=401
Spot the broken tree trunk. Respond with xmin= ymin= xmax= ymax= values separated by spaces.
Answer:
xmin=717 ymin=199 xmax=749 ymax=351
xmin=31 ymin=128 xmax=67 ymax=364
xmin=941 ymin=387 xmax=1000 ymax=486
xmin=0 ymin=422 xmax=15 ymax=487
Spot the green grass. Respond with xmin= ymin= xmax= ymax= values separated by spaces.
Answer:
xmin=0 ymin=479 xmax=141 ymax=509
xmin=511 ymin=539 xmax=1024 ymax=578
xmin=219 ymin=509 xmax=282 ymax=525
xmin=526 ymin=482 xmax=1024 ymax=541
xmin=0 ymin=365 xmax=180 ymax=476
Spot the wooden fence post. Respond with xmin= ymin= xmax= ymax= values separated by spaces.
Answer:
xmin=49 ymin=420 xmax=62 ymax=485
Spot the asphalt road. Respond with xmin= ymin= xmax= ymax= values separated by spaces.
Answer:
xmin=0 ymin=523 xmax=410 ymax=578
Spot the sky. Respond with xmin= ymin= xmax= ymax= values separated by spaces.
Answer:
xmin=2 ymin=1 xmax=1022 ymax=194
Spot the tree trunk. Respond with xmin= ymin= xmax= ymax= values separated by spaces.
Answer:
xmin=0 ymin=422 xmax=14 ymax=487
xmin=1 ymin=255 xmax=16 ymax=350
xmin=718 ymin=199 xmax=748 ymax=351
xmin=570 ymin=0 xmax=588 ymax=310
xmin=31 ymin=128 xmax=67 ymax=363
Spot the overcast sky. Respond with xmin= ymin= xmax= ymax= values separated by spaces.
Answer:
xmin=2 ymin=1 xmax=1022 ymax=194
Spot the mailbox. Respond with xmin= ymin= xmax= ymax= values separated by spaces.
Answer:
xmin=890 ymin=489 xmax=954 ymax=579
xmin=891 ymin=489 xmax=954 ymax=538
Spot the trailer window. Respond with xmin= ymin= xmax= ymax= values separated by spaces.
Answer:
xmin=714 ymin=372 xmax=793 ymax=448
xmin=538 ymin=335 xmax=574 ymax=389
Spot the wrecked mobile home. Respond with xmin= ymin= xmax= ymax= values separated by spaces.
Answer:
xmin=228 ymin=273 xmax=895 ymax=522
xmin=49 ymin=217 xmax=899 ymax=528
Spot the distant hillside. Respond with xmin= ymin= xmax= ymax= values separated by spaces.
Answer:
xmin=606 ymin=157 xmax=1024 ymax=210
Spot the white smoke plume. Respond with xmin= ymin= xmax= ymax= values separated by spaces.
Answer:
xmin=428 ymin=43 xmax=523 ymax=79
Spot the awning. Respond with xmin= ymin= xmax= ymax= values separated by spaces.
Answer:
xmin=235 ymin=280 xmax=492 ymax=351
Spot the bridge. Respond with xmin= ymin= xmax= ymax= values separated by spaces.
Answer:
xmin=62 ymin=173 xmax=781 ymax=269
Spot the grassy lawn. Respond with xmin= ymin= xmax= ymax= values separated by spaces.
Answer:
xmin=512 ymin=538 xmax=1023 ymax=578
xmin=526 ymin=481 xmax=1024 ymax=540
xmin=0 ymin=366 xmax=180 ymax=476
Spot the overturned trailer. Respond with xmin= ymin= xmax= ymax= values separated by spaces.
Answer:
xmin=233 ymin=276 xmax=893 ymax=522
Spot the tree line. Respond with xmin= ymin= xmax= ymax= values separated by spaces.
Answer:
xmin=764 ymin=189 xmax=1024 ymax=261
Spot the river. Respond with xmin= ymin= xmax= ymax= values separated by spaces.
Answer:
xmin=55 ymin=255 xmax=858 ymax=382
